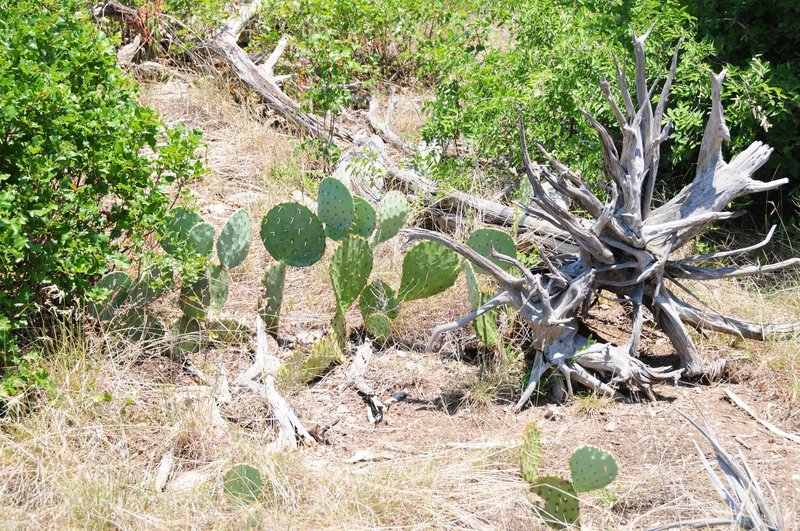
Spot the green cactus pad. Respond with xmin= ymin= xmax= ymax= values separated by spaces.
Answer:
xmin=179 ymin=273 xmax=210 ymax=319
xmin=187 ymin=221 xmax=216 ymax=257
xmin=331 ymin=308 xmax=347 ymax=351
xmin=207 ymin=319 xmax=251 ymax=346
xmin=464 ymin=262 xmax=498 ymax=346
xmin=359 ymin=279 xmax=400 ymax=321
xmin=208 ymin=265 xmax=230 ymax=316
xmin=466 ymin=228 xmax=517 ymax=275
xmin=171 ymin=315 xmax=200 ymax=358
xmin=398 ymin=241 xmax=460 ymax=302
xmin=88 ymin=271 xmax=132 ymax=321
xmin=318 ymin=177 xmax=354 ymax=240
xmin=217 ymin=208 xmax=252 ymax=270
xmin=520 ymin=422 xmax=543 ymax=484
xmin=569 ymin=445 xmax=618 ymax=493
xmin=350 ymin=196 xmax=377 ymax=238
xmin=365 ymin=312 xmax=392 ymax=342
xmin=261 ymin=202 xmax=326 ymax=267
xmin=532 ymin=476 xmax=581 ymax=530
xmin=110 ymin=309 xmax=165 ymax=344
xmin=223 ymin=464 xmax=263 ymax=506
xmin=127 ymin=265 xmax=173 ymax=307
xmin=371 ymin=191 xmax=409 ymax=246
xmin=300 ymin=334 xmax=345 ymax=383
xmin=330 ymin=235 xmax=373 ymax=312
xmin=259 ymin=262 xmax=286 ymax=335
xmin=161 ymin=207 xmax=203 ymax=254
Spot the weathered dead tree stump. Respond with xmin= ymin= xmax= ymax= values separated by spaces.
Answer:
xmin=405 ymin=31 xmax=799 ymax=410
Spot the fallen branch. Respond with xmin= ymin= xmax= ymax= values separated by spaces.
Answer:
xmin=340 ymin=341 xmax=386 ymax=424
xmin=725 ymin=389 xmax=800 ymax=444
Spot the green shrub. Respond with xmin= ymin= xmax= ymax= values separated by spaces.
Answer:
xmin=0 ymin=0 xmax=205 ymax=392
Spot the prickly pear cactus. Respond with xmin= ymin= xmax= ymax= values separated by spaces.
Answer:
xmin=531 ymin=476 xmax=581 ymax=530
xmin=318 ymin=177 xmax=354 ymax=241
xmin=464 ymin=262 xmax=498 ymax=346
xmin=466 ymin=227 xmax=517 ymax=275
xmin=207 ymin=319 xmax=251 ymax=346
xmin=371 ymin=191 xmax=409 ymax=246
xmin=258 ymin=262 xmax=286 ymax=335
xmin=359 ymin=279 xmax=400 ymax=322
xmin=208 ymin=265 xmax=230 ymax=317
xmin=261 ymin=202 xmax=326 ymax=267
xmin=110 ymin=309 xmax=165 ymax=344
xmin=170 ymin=315 xmax=200 ymax=358
xmin=331 ymin=308 xmax=347 ymax=351
xmin=161 ymin=207 xmax=203 ymax=254
xmin=223 ymin=464 xmax=263 ymax=506
xmin=187 ymin=221 xmax=216 ymax=257
xmin=350 ymin=196 xmax=376 ymax=238
xmin=179 ymin=272 xmax=210 ymax=319
xmin=520 ymin=421 xmax=543 ymax=484
xmin=568 ymin=445 xmax=618 ymax=493
xmin=299 ymin=333 xmax=345 ymax=383
xmin=127 ymin=265 xmax=172 ymax=307
xmin=398 ymin=241 xmax=460 ymax=302
xmin=89 ymin=271 xmax=132 ymax=321
xmin=365 ymin=312 xmax=392 ymax=342
xmin=217 ymin=208 xmax=252 ymax=270
xmin=330 ymin=235 xmax=373 ymax=312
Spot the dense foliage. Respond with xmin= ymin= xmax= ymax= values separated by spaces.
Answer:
xmin=0 ymin=0 xmax=204 ymax=392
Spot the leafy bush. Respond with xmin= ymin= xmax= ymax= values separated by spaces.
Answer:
xmin=0 ymin=0 xmax=205 ymax=391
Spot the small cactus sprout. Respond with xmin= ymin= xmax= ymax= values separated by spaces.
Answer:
xmin=223 ymin=464 xmax=263 ymax=506
xmin=89 ymin=271 xmax=132 ymax=321
xmin=330 ymin=235 xmax=373 ymax=313
xmin=127 ymin=265 xmax=172 ymax=307
xmin=350 ymin=196 xmax=377 ymax=238
xmin=398 ymin=241 xmax=460 ymax=302
xmin=371 ymin=191 xmax=409 ymax=246
xmin=466 ymin=227 xmax=517 ymax=275
xmin=464 ymin=262 xmax=498 ymax=346
xmin=520 ymin=421 xmax=543 ymax=484
xmin=171 ymin=315 xmax=200 ymax=358
xmin=568 ymin=445 xmax=618 ymax=493
xmin=217 ymin=208 xmax=252 ymax=270
xmin=207 ymin=319 xmax=251 ymax=346
xmin=161 ymin=207 xmax=203 ymax=254
xmin=318 ymin=177 xmax=354 ymax=240
xmin=365 ymin=312 xmax=392 ymax=342
xmin=359 ymin=279 xmax=400 ymax=322
xmin=187 ymin=221 xmax=216 ymax=257
xmin=258 ymin=262 xmax=286 ymax=336
xmin=111 ymin=309 xmax=165 ymax=344
xmin=261 ymin=202 xmax=326 ymax=267
xmin=531 ymin=476 xmax=581 ymax=530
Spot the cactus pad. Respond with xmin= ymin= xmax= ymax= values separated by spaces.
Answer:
xmin=466 ymin=227 xmax=517 ymax=274
xmin=398 ymin=241 xmax=460 ymax=302
xmin=89 ymin=271 xmax=132 ymax=321
xmin=331 ymin=308 xmax=347 ymax=351
xmin=330 ymin=235 xmax=373 ymax=312
xmin=187 ymin=221 xmax=216 ymax=257
xmin=261 ymin=202 xmax=326 ymax=267
xmin=217 ymin=208 xmax=252 ymax=270
xmin=318 ymin=177 xmax=354 ymax=240
xmin=223 ymin=464 xmax=263 ymax=506
xmin=208 ymin=265 xmax=230 ymax=316
xmin=350 ymin=196 xmax=377 ymax=238
xmin=371 ymin=191 xmax=409 ymax=246
xmin=179 ymin=273 xmax=210 ymax=319
xmin=520 ymin=422 xmax=543 ymax=484
xmin=300 ymin=334 xmax=345 ymax=383
xmin=259 ymin=262 xmax=286 ymax=335
xmin=127 ymin=265 xmax=172 ymax=307
xmin=207 ymin=319 xmax=251 ymax=346
xmin=365 ymin=312 xmax=392 ymax=342
xmin=464 ymin=262 xmax=498 ymax=346
xmin=569 ymin=445 xmax=618 ymax=493
xmin=171 ymin=315 xmax=200 ymax=358
xmin=532 ymin=476 xmax=581 ymax=529
xmin=111 ymin=309 xmax=165 ymax=344
xmin=161 ymin=207 xmax=203 ymax=254
xmin=359 ymin=279 xmax=400 ymax=321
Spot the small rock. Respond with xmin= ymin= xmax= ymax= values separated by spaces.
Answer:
xmin=336 ymin=404 xmax=350 ymax=414
xmin=604 ymin=420 xmax=617 ymax=432
xmin=228 ymin=191 xmax=265 ymax=206
xmin=544 ymin=405 xmax=566 ymax=420
xmin=204 ymin=203 xmax=229 ymax=217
